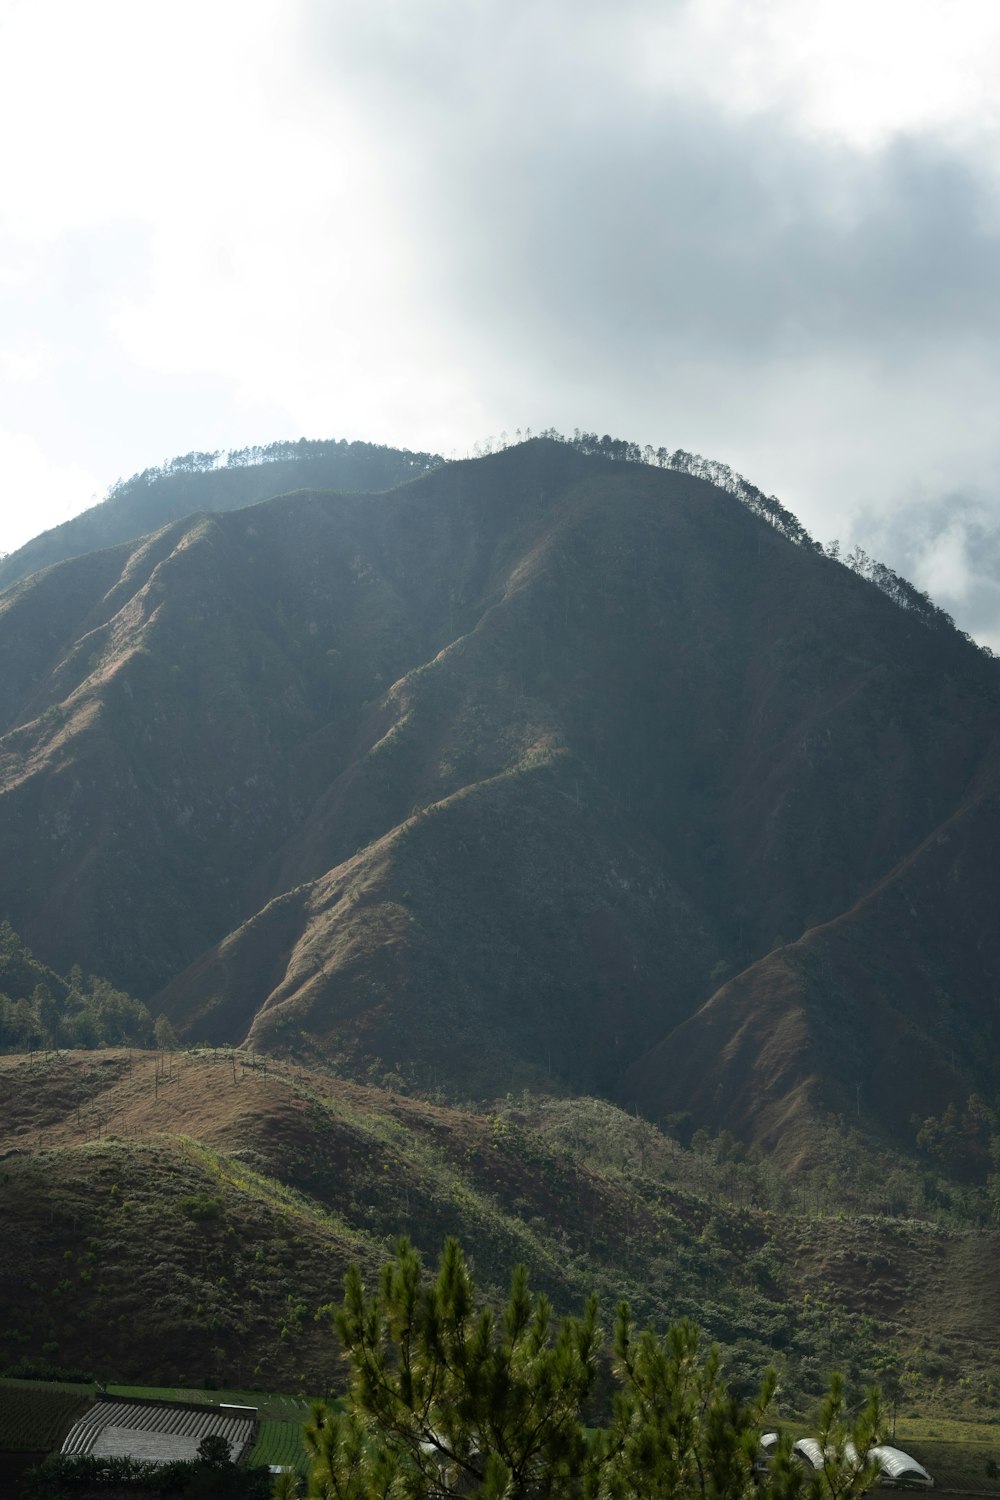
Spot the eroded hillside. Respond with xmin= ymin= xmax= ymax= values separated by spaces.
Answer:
xmin=0 ymin=440 xmax=998 ymax=1157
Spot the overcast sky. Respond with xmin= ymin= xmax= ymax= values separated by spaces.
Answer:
xmin=3 ymin=0 xmax=1000 ymax=644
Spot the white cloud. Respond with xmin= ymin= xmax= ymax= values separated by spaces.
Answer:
xmin=640 ymin=0 xmax=1000 ymax=153
xmin=0 ymin=0 xmax=489 ymax=458
xmin=0 ymin=345 xmax=50 ymax=384
xmin=0 ymin=430 xmax=99 ymax=552
xmin=914 ymin=521 xmax=973 ymax=602
xmin=0 ymin=0 xmax=292 ymax=240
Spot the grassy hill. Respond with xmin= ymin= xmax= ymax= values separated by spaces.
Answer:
xmin=1 ymin=1049 xmax=998 ymax=1423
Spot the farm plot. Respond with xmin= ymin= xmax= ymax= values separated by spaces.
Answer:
xmin=899 ymin=1442 xmax=1000 ymax=1495
xmin=0 ymin=1379 xmax=93 ymax=1452
xmin=895 ymin=1419 xmax=1000 ymax=1496
xmin=61 ymin=1399 xmax=256 ymax=1466
xmin=250 ymin=1419 xmax=309 ymax=1474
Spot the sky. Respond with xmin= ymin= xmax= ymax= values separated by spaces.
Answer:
xmin=3 ymin=0 xmax=1000 ymax=644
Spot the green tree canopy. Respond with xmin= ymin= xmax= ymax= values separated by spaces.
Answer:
xmin=155 ymin=1014 xmax=179 ymax=1050
xmin=306 ymin=1237 xmax=886 ymax=1500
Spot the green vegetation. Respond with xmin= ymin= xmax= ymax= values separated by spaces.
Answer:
xmin=249 ymin=1420 xmax=310 ymax=1474
xmin=893 ymin=1419 xmax=1000 ymax=1495
xmin=912 ymin=1094 xmax=1000 ymax=1191
xmin=107 ymin=1385 xmax=320 ymax=1423
xmin=2 ymin=1050 xmax=998 ymax=1417
xmin=22 ymin=1450 xmax=273 ymax=1499
xmin=2 ymin=1359 xmax=95 ymax=1383
xmin=305 ymin=1235 xmax=888 ymax=1500
xmin=0 ymin=923 xmax=153 ymax=1051
xmin=0 ymin=1378 xmax=312 ymax=1494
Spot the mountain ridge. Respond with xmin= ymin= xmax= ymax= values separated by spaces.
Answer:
xmin=0 ymin=437 xmax=443 ymax=594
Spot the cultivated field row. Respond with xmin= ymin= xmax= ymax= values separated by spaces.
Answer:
xmin=61 ymin=1399 xmax=255 ymax=1464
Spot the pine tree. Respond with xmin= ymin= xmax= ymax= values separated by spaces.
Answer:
xmin=604 ymin=1308 xmax=772 ymax=1500
xmin=310 ymin=1237 xmax=886 ymax=1500
xmin=314 ymin=1236 xmax=601 ymax=1498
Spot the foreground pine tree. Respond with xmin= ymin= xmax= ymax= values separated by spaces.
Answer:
xmin=303 ymin=1237 xmax=884 ymax=1500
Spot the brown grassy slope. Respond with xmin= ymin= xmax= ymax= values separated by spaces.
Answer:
xmin=0 ymin=1054 xmax=377 ymax=1389
xmin=0 ymin=440 xmax=441 ymax=595
xmin=625 ymin=766 xmax=1000 ymax=1155
xmin=0 ymin=1051 xmax=666 ymax=1304
xmin=0 ymin=446 xmax=604 ymax=994
xmin=0 ymin=516 xmax=321 ymax=992
xmin=156 ymin=757 xmax=715 ymax=1100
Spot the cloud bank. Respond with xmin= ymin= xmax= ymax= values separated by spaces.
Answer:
xmin=1 ymin=0 xmax=999 ymax=642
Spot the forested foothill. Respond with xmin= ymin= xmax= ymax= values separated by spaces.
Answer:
xmin=6 ymin=1236 xmax=989 ymax=1499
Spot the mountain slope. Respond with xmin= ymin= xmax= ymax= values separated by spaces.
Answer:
xmin=627 ymin=762 xmax=1000 ymax=1156
xmin=1 ymin=440 xmax=997 ymax=1153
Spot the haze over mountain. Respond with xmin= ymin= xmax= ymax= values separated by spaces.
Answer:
xmin=1 ymin=436 xmax=997 ymax=1164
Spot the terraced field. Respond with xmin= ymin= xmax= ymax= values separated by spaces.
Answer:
xmin=61 ymin=1398 xmax=256 ymax=1465
xmin=250 ymin=1419 xmax=309 ymax=1473
xmin=105 ymin=1384 xmax=317 ymax=1472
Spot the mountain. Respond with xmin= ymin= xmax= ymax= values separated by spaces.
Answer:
xmin=0 ymin=437 xmax=442 ymax=593
xmin=1 ymin=438 xmax=998 ymax=1163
